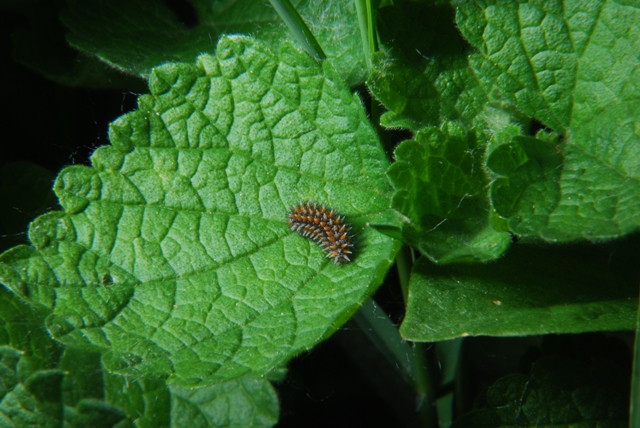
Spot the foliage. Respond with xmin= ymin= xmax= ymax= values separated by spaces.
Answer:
xmin=0 ymin=0 xmax=637 ymax=426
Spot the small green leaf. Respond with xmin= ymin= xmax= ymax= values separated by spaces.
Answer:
xmin=452 ymin=357 xmax=629 ymax=427
xmin=487 ymin=130 xmax=564 ymax=238
xmin=458 ymin=0 xmax=640 ymax=241
xmin=0 ymin=287 xmax=61 ymax=374
xmin=0 ymin=346 xmax=65 ymax=428
xmin=64 ymin=399 xmax=128 ymax=428
xmin=62 ymin=0 xmax=367 ymax=86
xmin=384 ymin=122 xmax=510 ymax=263
xmin=369 ymin=2 xmax=491 ymax=132
xmin=0 ymin=36 xmax=396 ymax=386
xmin=400 ymin=240 xmax=638 ymax=341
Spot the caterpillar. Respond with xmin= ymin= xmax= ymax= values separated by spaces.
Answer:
xmin=288 ymin=202 xmax=354 ymax=265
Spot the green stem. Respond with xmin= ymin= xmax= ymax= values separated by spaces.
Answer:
xmin=355 ymin=0 xmax=379 ymax=68
xmin=268 ymin=0 xmax=326 ymax=61
xmin=355 ymin=0 xmax=371 ymax=67
xmin=396 ymin=244 xmax=413 ymax=303
xmin=397 ymin=246 xmax=438 ymax=427
xmin=353 ymin=298 xmax=414 ymax=383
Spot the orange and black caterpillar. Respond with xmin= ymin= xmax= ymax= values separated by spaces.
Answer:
xmin=288 ymin=202 xmax=354 ymax=265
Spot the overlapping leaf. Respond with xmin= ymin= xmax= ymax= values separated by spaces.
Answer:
xmin=385 ymin=123 xmax=510 ymax=263
xmin=452 ymin=357 xmax=629 ymax=427
xmin=457 ymin=0 xmax=640 ymax=241
xmin=0 ymin=36 xmax=396 ymax=387
xmin=400 ymin=238 xmax=638 ymax=341
xmin=369 ymin=1 xmax=490 ymax=132
xmin=367 ymin=1 xmax=517 ymax=262
xmin=61 ymin=0 xmax=367 ymax=86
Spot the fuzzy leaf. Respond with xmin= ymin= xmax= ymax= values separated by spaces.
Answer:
xmin=62 ymin=0 xmax=367 ymax=86
xmin=384 ymin=122 xmax=510 ymax=263
xmin=369 ymin=2 xmax=491 ymax=132
xmin=0 ymin=346 xmax=65 ymax=428
xmin=169 ymin=378 xmax=279 ymax=427
xmin=0 ymin=36 xmax=396 ymax=386
xmin=458 ymin=0 xmax=640 ymax=241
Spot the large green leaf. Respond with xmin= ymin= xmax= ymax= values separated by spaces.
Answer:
xmin=400 ymin=239 xmax=638 ymax=341
xmin=457 ymin=0 xmax=640 ymax=241
xmin=61 ymin=0 xmax=367 ymax=86
xmin=383 ymin=122 xmax=510 ymax=263
xmin=0 ymin=36 xmax=397 ymax=387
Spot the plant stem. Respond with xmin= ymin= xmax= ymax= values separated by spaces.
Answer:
xmin=268 ymin=0 xmax=326 ymax=61
xmin=353 ymin=298 xmax=415 ymax=383
xmin=355 ymin=0 xmax=379 ymax=68
xmin=396 ymin=244 xmax=413 ymax=303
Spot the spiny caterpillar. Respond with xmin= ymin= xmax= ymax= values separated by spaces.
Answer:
xmin=288 ymin=202 xmax=354 ymax=265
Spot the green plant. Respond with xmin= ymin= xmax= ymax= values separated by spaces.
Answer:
xmin=0 ymin=0 xmax=638 ymax=426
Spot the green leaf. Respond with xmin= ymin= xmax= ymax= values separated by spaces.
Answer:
xmin=384 ymin=122 xmax=510 ymax=263
xmin=0 ymin=346 xmax=65 ymax=428
xmin=0 ymin=36 xmax=397 ymax=386
xmin=104 ymin=374 xmax=170 ymax=428
xmin=64 ymin=399 xmax=128 ymax=428
xmin=62 ymin=0 xmax=367 ymax=86
xmin=457 ymin=0 xmax=640 ymax=241
xmin=0 ymin=289 xmax=130 ymax=427
xmin=104 ymin=373 xmax=279 ymax=427
xmin=0 ymin=287 xmax=61 ymax=374
xmin=4 ymin=0 xmax=145 ymax=89
xmin=169 ymin=377 xmax=279 ymax=427
xmin=59 ymin=349 xmax=105 ymax=407
xmin=400 ymin=239 xmax=638 ymax=341
xmin=452 ymin=357 xmax=629 ymax=427
xmin=369 ymin=1 xmax=491 ymax=132
xmin=487 ymin=129 xmax=565 ymax=238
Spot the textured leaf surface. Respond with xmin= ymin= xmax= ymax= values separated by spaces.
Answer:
xmin=400 ymin=239 xmax=638 ymax=341
xmin=0 ymin=287 xmax=60 ymax=372
xmin=0 ymin=295 xmax=66 ymax=427
xmin=385 ymin=122 xmax=510 ymax=263
xmin=104 ymin=372 xmax=278 ymax=428
xmin=0 ymin=287 xmax=128 ymax=427
xmin=62 ymin=0 xmax=367 ymax=86
xmin=169 ymin=377 xmax=279 ymax=427
xmin=369 ymin=2 xmax=490 ymax=132
xmin=0 ymin=36 xmax=396 ymax=386
xmin=0 ymin=350 xmax=65 ymax=428
xmin=452 ymin=357 xmax=629 ymax=427
xmin=457 ymin=0 xmax=640 ymax=241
